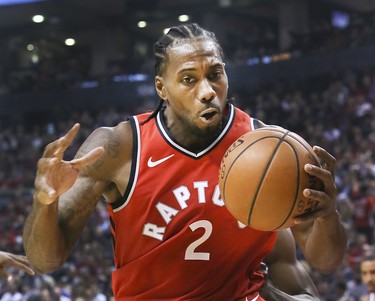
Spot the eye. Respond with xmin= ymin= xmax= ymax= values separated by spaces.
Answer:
xmin=209 ymin=69 xmax=223 ymax=80
xmin=182 ymin=76 xmax=195 ymax=84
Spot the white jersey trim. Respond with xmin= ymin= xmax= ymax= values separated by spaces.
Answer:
xmin=250 ymin=117 xmax=256 ymax=131
xmin=113 ymin=116 xmax=141 ymax=212
xmin=156 ymin=103 xmax=235 ymax=158
xmin=246 ymin=294 xmax=259 ymax=301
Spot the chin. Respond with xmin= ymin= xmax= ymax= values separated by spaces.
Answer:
xmin=197 ymin=123 xmax=222 ymax=138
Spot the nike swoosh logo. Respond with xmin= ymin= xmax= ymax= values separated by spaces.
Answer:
xmin=147 ymin=154 xmax=175 ymax=167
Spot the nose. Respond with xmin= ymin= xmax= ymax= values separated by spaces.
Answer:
xmin=363 ymin=274 xmax=371 ymax=285
xmin=198 ymin=79 xmax=216 ymax=103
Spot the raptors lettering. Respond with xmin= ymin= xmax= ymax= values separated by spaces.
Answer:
xmin=142 ymin=181 xmax=224 ymax=241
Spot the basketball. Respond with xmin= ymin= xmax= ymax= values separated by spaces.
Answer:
xmin=218 ymin=126 xmax=323 ymax=231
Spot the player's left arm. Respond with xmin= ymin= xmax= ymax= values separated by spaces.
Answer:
xmin=260 ymin=229 xmax=320 ymax=301
xmin=291 ymin=146 xmax=347 ymax=274
xmin=255 ymin=119 xmax=347 ymax=273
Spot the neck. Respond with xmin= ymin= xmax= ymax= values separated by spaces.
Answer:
xmin=161 ymin=108 xmax=229 ymax=152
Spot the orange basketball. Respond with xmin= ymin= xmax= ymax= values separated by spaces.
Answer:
xmin=218 ymin=126 xmax=323 ymax=231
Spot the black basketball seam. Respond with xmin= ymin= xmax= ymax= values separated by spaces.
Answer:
xmin=222 ymin=135 xmax=279 ymax=224
xmin=222 ymin=134 xmax=287 ymax=197
xmin=222 ymin=135 xmax=254 ymax=201
xmin=271 ymin=138 xmax=301 ymax=231
xmin=259 ymin=129 xmax=324 ymax=223
xmin=224 ymin=129 xmax=316 ymax=231
xmin=256 ymin=128 xmax=320 ymax=166
xmin=246 ymin=132 xmax=288 ymax=227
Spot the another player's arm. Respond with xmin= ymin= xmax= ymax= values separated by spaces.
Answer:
xmin=0 ymin=251 xmax=35 ymax=279
xmin=256 ymin=119 xmax=347 ymax=273
xmin=261 ymin=229 xmax=320 ymax=301
xmin=23 ymin=124 xmax=126 ymax=274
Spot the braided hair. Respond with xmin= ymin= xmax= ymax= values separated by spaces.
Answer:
xmin=141 ymin=23 xmax=225 ymax=125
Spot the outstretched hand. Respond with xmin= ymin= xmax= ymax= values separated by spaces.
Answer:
xmin=0 ymin=251 xmax=35 ymax=280
xmin=34 ymin=123 xmax=104 ymax=205
xmin=294 ymin=146 xmax=338 ymax=224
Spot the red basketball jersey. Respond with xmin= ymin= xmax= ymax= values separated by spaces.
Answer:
xmin=107 ymin=104 xmax=277 ymax=300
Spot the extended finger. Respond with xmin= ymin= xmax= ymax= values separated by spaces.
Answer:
xmin=43 ymin=124 xmax=80 ymax=158
xmin=304 ymin=164 xmax=333 ymax=187
xmin=313 ymin=146 xmax=336 ymax=176
xmin=69 ymin=147 xmax=105 ymax=171
xmin=7 ymin=255 xmax=35 ymax=276
xmin=8 ymin=254 xmax=28 ymax=264
xmin=303 ymin=187 xmax=328 ymax=201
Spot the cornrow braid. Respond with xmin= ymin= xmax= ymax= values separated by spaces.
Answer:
xmin=141 ymin=23 xmax=224 ymax=126
xmin=154 ymin=23 xmax=223 ymax=76
xmin=140 ymin=98 xmax=164 ymax=126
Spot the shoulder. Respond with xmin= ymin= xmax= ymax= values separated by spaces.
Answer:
xmin=78 ymin=121 xmax=133 ymax=179
xmin=86 ymin=120 xmax=132 ymax=145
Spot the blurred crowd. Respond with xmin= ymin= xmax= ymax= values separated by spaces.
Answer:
xmin=229 ymin=13 xmax=375 ymax=66
xmin=1 ymin=12 xmax=375 ymax=94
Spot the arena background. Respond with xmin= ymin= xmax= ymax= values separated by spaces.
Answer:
xmin=0 ymin=0 xmax=374 ymax=300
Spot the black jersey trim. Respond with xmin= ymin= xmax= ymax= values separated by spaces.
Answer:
xmin=110 ymin=117 xmax=139 ymax=211
xmin=156 ymin=104 xmax=236 ymax=159
xmin=251 ymin=118 xmax=261 ymax=130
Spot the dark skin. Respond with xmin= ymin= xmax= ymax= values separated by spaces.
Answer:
xmin=261 ymin=229 xmax=320 ymax=300
xmin=0 ymin=251 xmax=35 ymax=280
xmin=23 ymin=38 xmax=346 ymax=297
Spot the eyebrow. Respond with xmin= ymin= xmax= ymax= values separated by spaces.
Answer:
xmin=177 ymin=63 xmax=224 ymax=74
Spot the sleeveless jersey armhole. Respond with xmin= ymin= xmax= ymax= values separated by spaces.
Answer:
xmin=110 ymin=116 xmax=140 ymax=212
xmin=250 ymin=118 xmax=261 ymax=130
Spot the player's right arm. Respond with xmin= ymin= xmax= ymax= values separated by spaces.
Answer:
xmin=260 ymin=229 xmax=320 ymax=301
xmin=23 ymin=123 xmax=127 ymax=274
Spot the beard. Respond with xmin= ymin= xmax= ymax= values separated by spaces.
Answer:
xmin=175 ymin=107 xmax=223 ymax=138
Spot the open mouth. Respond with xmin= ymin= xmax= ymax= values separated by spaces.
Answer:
xmin=200 ymin=109 xmax=218 ymax=122
xmin=202 ymin=111 xmax=217 ymax=120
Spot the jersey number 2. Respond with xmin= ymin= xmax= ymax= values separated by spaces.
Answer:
xmin=184 ymin=220 xmax=212 ymax=261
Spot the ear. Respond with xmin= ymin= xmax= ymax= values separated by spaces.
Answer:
xmin=155 ymin=76 xmax=166 ymax=100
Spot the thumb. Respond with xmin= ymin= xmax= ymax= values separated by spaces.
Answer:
xmin=70 ymin=147 xmax=105 ymax=170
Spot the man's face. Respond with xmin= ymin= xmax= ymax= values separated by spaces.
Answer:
xmin=156 ymin=39 xmax=229 ymax=138
xmin=361 ymin=260 xmax=375 ymax=292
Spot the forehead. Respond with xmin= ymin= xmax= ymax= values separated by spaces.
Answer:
xmin=166 ymin=39 xmax=223 ymax=70
xmin=361 ymin=260 xmax=375 ymax=271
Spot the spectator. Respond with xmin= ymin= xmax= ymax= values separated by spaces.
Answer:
xmin=360 ymin=253 xmax=375 ymax=301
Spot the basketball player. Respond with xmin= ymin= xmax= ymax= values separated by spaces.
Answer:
xmin=360 ymin=253 xmax=375 ymax=301
xmin=0 ymin=250 xmax=35 ymax=280
xmin=23 ymin=23 xmax=346 ymax=300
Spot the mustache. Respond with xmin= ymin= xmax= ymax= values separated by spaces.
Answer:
xmin=203 ymin=103 xmax=220 ymax=111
